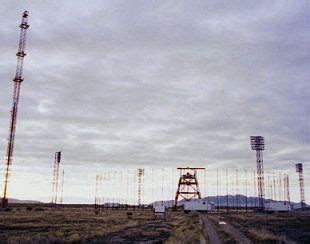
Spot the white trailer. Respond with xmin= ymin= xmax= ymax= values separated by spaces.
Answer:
xmin=153 ymin=205 xmax=166 ymax=213
xmin=264 ymin=201 xmax=291 ymax=212
xmin=183 ymin=201 xmax=209 ymax=213
xmin=292 ymin=203 xmax=302 ymax=210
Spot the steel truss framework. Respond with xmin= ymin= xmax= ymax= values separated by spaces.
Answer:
xmin=250 ymin=136 xmax=265 ymax=210
xmin=2 ymin=11 xmax=29 ymax=208
xmin=174 ymin=167 xmax=205 ymax=208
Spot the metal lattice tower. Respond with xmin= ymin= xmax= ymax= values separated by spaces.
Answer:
xmin=2 ymin=11 xmax=30 ymax=208
xmin=174 ymin=167 xmax=205 ymax=208
xmin=250 ymin=136 xmax=265 ymax=210
xmin=137 ymin=169 xmax=144 ymax=206
xmin=295 ymin=163 xmax=305 ymax=208
xmin=52 ymin=151 xmax=61 ymax=204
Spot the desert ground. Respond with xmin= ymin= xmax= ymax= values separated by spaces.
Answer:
xmin=0 ymin=205 xmax=309 ymax=243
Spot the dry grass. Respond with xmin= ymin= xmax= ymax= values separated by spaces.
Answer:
xmin=166 ymin=212 xmax=206 ymax=244
xmin=0 ymin=206 xmax=204 ymax=243
xmin=1 ymin=206 xmax=308 ymax=243
xmin=0 ymin=207 xmax=139 ymax=242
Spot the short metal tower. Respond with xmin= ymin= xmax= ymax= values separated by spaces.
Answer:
xmin=174 ymin=167 xmax=205 ymax=208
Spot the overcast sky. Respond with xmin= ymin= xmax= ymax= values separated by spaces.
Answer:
xmin=0 ymin=1 xmax=309 ymax=203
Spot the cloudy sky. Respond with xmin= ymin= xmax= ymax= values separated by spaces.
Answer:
xmin=0 ymin=1 xmax=309 ymax=203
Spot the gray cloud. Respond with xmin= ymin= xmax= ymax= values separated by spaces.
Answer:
xmin=0 ymin=0 xmax=309 ymax=203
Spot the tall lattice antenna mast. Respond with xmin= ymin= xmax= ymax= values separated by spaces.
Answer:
xmin=250 ymin=136 xmax=265 ymax=210
xmin=295 ymin=163 xmax=305 ymax=209
xmin=52 ymin=151 xmax=61 ymax=205
xmin=2 ymin=11 xmax=30 ymax=208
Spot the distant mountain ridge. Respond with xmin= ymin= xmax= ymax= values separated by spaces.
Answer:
xmin=201 ymin=195 xmax=308 ymax=207
xmin=153 ymin=194 xmax=308 ymax=207
xmin=5 ymin=195 xmax=308 ymax=206
xmin=8 ymin=198 xmax=42 ymax=204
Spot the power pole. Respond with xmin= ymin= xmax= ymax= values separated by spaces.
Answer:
xmin=137 ymin=169 xmax=144 ymax=206
xmin=250 ymin=136 xmax=265 ymax=211
xmin=245 ymin=170 xmax=248 ymax=212
xmin=216 ymin=168 xmax=219 ymax=211
xmin=59 ymin=169 xmax=64 ymax=205
xmin=273 ymin=172 xmax=277 ymax=201
xmin=226 ymin=169 xmax=228 ymax=212
xmin=283 ymin=174 xmax=290 ymax=204
xmin=161 ymin=168 xmax=164 ymax=206
xmin=94 ymin=174 xmax=102 ymax=214
xmin=278 ymin=173 xmax=283 ymax=201
xmin=2 ymin=11 xmax=30 ymax=208
xmin=253 ymin=170 xmax=257 ymax=208
xmin=236 ymin=169 xmax=239 ymax=212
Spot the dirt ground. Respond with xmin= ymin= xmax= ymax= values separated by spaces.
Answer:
xmin=0 ymin=206 xmax=309 ymax=243
xmin=203 ymin=210 xmax=310 ymax=243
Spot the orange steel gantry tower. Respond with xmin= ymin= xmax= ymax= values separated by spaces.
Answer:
xmin=2 ymin=11 xmax=30 ymax=208
xmin=174 ymin=167 xmax=205 ymax=208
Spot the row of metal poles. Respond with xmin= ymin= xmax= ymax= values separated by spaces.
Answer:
xmin=94 ymin=168 xmax=291 ymax=210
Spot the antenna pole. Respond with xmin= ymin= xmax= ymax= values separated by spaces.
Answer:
xmin=2 ymin=11 xmax=30 ymax=208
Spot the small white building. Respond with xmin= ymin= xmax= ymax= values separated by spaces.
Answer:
xmin=264 ymin=201 xmax=291 ymax=212
xmin=153 ymin=205 xmax=165 ymax=213
xmin=183 ymin=200 xmax=210 ymax=213
xmin=291 ymin=203 xmax=303 ymax=210
xmin=104 ymin=203 xmax=120 ymax=208
xmin=153 ymin=205 xmax=166 ymax=219
xmin=207 ymin=202 xmax=215 ymax=212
